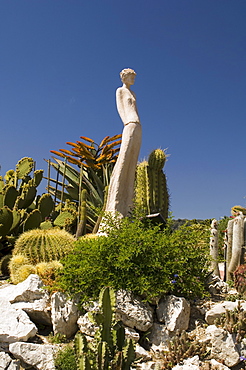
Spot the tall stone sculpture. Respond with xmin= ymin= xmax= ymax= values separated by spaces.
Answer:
xmin=104 ymin=68 xmax=142 ymax=218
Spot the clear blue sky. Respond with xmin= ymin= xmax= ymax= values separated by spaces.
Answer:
xmin=1 ymin=0 xmax=245 ymax=220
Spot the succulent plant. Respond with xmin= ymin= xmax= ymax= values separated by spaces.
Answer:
xmin=234 ymin=264 xmax=246 ymax=296
xmin=135 ymin=149 xmax=169 ymax=221
xmin=0 ymin=158 xmax=55 ymax=253
xmin=46 ymin=134 xmax=122 ymax=233
xmin=214 ymin=300 xmax=246 ymax=343
xmin=155 ymin=329 xmax=208 ymax=369
xmin=73 ymin=287 xmax=135 ymax=369
xmin=12 ymin=228 xmax=75 ymax=265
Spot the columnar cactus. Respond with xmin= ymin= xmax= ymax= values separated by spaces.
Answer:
xmin=210 ymin=219 xmax=219 ymax=276
xmin=135 ymin=149 xmax=169 ymax=220
xmin=74 ymin=287 xmax=135 ymax=369
xmin=228 ymin=212 xmax=245 ymax=276
xmin=76 ymin=189 xmax=87 ymax=238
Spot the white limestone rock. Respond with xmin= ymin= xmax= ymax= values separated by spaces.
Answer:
xmin=125 ymin=327 xmax=140 ymax=343
xmin=156 ymin=295 xmax=190 ymax=332
xmin=77 ymin=312 xmax=97 ymax=337
xmin=148 ymin=322 xmax=171 ymax=348
xmin=9 ymin=342 xmax=58 ymax=370
xmin=205 ymin=300 xmax=246 ymax=325
xmin=0 ymin=352 xmax=20 ymax=370
xmin=0 ymin=274 xmax=51 ymax=326
xmin=135 ymin=344 xmax=152 ymax=361
xmin=0 ymin=298 xmax=37 ymax=343
xmin=172 ymin=355 xmax=200 ymax=370
xmin=12 ymin=298 xmax=51 ymax=326
xmin=210 ymin=359 xmax=231 ymax=369
xmin=0 ymin=274 xmax=47 ymax=303
xmin=51 ymin=292 xmax=80 ymax=338
xmin=116 ymin=290 xmax=153 ymax=331
xmin=207 ymin=326 xmax=240 ymax=367
xmin=133 ymin=362 xmax=158 ymax=370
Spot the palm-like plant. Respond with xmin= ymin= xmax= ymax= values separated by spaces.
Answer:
xmin=46 ymin=134 xmax=121 ymax=233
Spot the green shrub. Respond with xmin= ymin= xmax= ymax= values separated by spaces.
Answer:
xmin=55 ymin=345 xmax=77 ymax=370
xmin=57 ymin=215 xmax=210 ymax=303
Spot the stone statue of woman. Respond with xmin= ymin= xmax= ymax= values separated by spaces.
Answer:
xmin=104 ymin=68 xmax=142 ymax=218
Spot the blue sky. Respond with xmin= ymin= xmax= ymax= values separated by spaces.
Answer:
xmin=0 ymin=0 xmax=245 ymax=220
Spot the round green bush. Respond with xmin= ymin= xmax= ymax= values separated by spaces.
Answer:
xmin=57 ymin=216 xmax=210 ymax=303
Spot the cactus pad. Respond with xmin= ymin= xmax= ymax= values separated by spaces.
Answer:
xmin=16 ymin=157 xmax=34 ymax=179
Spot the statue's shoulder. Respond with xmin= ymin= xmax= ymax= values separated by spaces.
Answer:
xmin=116 ymin=86 xmax=130 ymax=98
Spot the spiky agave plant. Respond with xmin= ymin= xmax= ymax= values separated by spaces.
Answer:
xmin=46 ymin=134 xmax=122 ymax=232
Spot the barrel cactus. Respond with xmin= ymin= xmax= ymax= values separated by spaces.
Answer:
xmin=135 ymin=149 xmax=169 ymax=220
xmin=13 ymin=228 xmax=75 ymax=265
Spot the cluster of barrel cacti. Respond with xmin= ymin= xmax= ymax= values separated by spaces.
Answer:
xmin=73 ymin=287 xmax=135 ymax=369
xmin=8 ymin=228 xmax=75 ymax=284
xmin=135 ymin=149 xmax=169 ymax=221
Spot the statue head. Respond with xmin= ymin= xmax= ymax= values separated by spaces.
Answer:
xmin=120 ymin=68 xmax=136 ymax=83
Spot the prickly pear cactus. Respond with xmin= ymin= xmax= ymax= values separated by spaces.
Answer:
xmin=16 ymin=157 xmax=34 ymax=179
xmin=0 ymin=158 xmax=53 ymax=245
xmin=135 ymin=149 xmax=169 ymax=220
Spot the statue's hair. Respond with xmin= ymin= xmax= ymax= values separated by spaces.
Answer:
xmin=120 ymin=68 xmax=136 ymax=81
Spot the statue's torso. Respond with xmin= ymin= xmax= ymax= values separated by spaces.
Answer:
xmin=116 ymin=87 xmax=140 ymax=126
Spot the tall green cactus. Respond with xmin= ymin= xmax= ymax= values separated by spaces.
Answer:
xmin=12 ymin=228 xmax=75 ymax=264
xmin=76 ymin=189 xmax=88 ymax=238
xmin=135 ymin=149 xmax=169 ymax=221
xmin=74 ymin=287 xmax=135 ymax=370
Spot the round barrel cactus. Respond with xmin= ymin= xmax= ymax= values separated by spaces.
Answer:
xmin=13 ymin=228 xmax=75 ymax=265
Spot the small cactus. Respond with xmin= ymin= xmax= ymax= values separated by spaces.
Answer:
xmin=11 ymin=264 xmax=36 ymax=284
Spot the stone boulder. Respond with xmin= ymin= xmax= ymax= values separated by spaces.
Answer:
xmin=0 ymin=352 xmax=20 ymax=370
xmin=172 ymin=355 xmax=200 ymax=370
xmin=51 ymin=292 xmax=80 ymax=338
xmin=0 ymin=298 xmax=37 ymax=343
xmin=0 ymin=274 xmax=51 ymax=326
xmin=116 ymin=290 xmax=153 ymax=331
xmin=206 ymin=325 xmax=240 ymax=367
xmin=205 ymin=300 xmax=246 ymax=325
xmin=156 ymin=295 xmax=190 ymax=332
xmin=148 ymin=322 xmax=171 ymax=348
xmin=210 ymin=359 xmax=231 ymax=369
xmin=9 ymin=342 xmax=58 ymax=370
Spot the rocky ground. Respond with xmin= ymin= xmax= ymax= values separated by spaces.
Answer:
xmin=0 ymin=273 xmax=246 ymax=370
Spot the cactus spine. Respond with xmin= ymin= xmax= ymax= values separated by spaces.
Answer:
xmin=135 ymin=149 xmax=169 ymax=220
